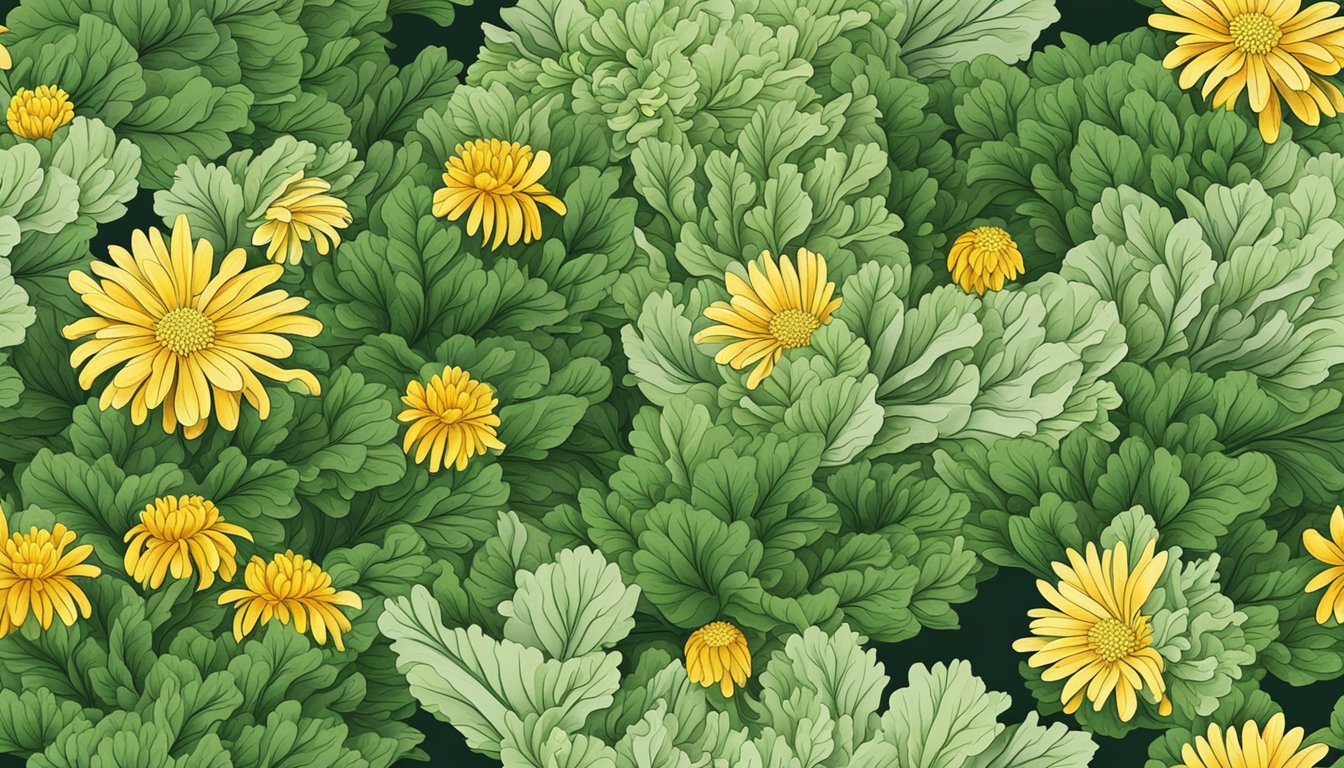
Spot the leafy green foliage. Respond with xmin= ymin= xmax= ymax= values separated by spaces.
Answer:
xmin=4 ymin=0 xmax=1344 ymax=764
xmin=386 ymin=537 xmax=1095 ymax=767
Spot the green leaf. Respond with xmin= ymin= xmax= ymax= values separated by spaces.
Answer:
xmin=19 ymin=451 xmax=183 ymax=563
xmin=497 ymin=395 xmax=588 ymax=461
xmin=16 ymin=15 xmax=146 ymax=128
xmin=379 ymin=585 xmax=622 ymax=759
xmin=1092 ymin=437 xmax=1275 ymax=551
xmin=228 ymin=702 xmax=364 ymax=768
xmin=878 ymin=660 xmax=1009 ymax=768
xmin=464 ymin=512 xmax=554 ymax=620
xmin=738 ymin=102 xmax=826 ymax=181
xmin=0 ymin=688 xmax=88 ymax=756
xmin=499 ymin=547 xmax=640 ymax=661
xmin=389 ymin=0 xmax=470 ymax=24
xmin=964 ymin=713 xmax=1097 ymax=768
xmin=621 ymin=290 xmax=722 ymax=406
xmin=959 ymin=288 xmax=1082 ymax=444
xmin=118 ymin=69 xmax=252 ymax=188
xmin=1070 ymin=123 xmax=1145 ymax=210
xmin=354 ymin=46 xmax=461 ymax=148
xmin=840 ymin=282 xmax=981 ymax=457
xmin=251 ymin=91 xmax=354 ymax=147
xmin=323 ymin=524 xmax=431 ymax=600
xmin=1062 ymin=187 xmax=1217 ymax=365
xmin=65 ymin=399 xmax=186 ymax=476
xmin=152 ymin=158 xmax=247 ymax=252
xmin=206 ymin=0 xmax=306 ymax=106
xmin=48 ymin=117 xmax=142 ymax=225
xmin=894 ymin=0 xmax=1061 ymax=78
xmin=676 ymin=150 xmax=756 ymax=277
xmin=190 ymin=447 xmax=299 ymax=553
xmin=0 ymin=144 xmax=78 ymax=236
xmin=754 ymin=624 xmax=886 ymax=744
xmin=630 ymin=138 xmax=697 ymax=236
xmin=276 ymin=368 xmax=404 ymax=516
xmin=0 ymin=257 xmax=34 ymax=348
xmin=632 ymin=502 xmax=764 ymax=627
xmin=742 ymin=164 xmax=812 ymax=256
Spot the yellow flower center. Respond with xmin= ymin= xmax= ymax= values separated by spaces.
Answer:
xmin=768 ymin=309 xmax=821 ymax=350
xmin=971 ymin=225 xmax=1015 ymax=253
xmin=473 ymin=171 xmax=513 ymax=194
xmin=1088 ymin=617 xmax=1139 ymax=662
xmin=156 ymin=307 xmax=215 ymax=355
xmin=10 ymin=533 xmax=59 ymax=581
xmin=255 ymin=553 xmax=333 ymax=600
xmin=697 ymin=621 xmax=741 ymax=647
xmin=6 ymin=85 xmax=75 ymax=140
xmin=1229 ymin=12 xmax=1281 ymax=54
xmin=143 ymin=497 xmax=211 ymax=540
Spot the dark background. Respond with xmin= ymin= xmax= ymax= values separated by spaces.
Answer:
xmin=0 ymin=0 xmax=1331 ymax=766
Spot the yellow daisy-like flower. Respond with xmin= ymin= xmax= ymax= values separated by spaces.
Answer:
xmin=692 ymin=248 xmax=842 ymax=390
xmin=7 ymin=85 xmax=74 ymax=139
xmin=1012 ymin=538 xmax=1172 ymax=722
xmin=251 ymin=170 xmax=353 ymax=266
xmin=218 ymin=550 xmax=362 ymax=651
xmin=1151 ymin=0 xmax=1344 ymax=143
xmin=0 ymin=26 xmax=13 ymax=71
xmin=124 ymin=495 xmax=253 ymax=592
xmin=1303 ymin=504 xmax=1344 ymax=623
xmin=947 ymin=226 xmax=1025 ymax=295
xmin=431 ymin=139 xmax=567 ymax=250
xmin=0 ymin=504 xmax=101 ymax=638
xmin=62 ymin=214 xmax=323 ymax=439
xmin=1172 ymin=713 xmax=1329 ymax=768
xmin=398 ymin=366 xmax=505 ymax=472
xmin=685 ymin=620 xmax=752 ymax=697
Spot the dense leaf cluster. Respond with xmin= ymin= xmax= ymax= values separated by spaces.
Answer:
xmin=2 ymin=0 xmax=1344 ymax=766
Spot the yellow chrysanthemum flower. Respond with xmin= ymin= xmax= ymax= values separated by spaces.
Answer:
xmin=7 ymin=85 xmax=74 ymax=139
xmin=432 ymin=139 xmax=567 ymax=250
xmin=1151 ymin=0 xmax=1344 ymax=143
xmin=0 ymin=504 xmax=101 ymax=638
xmin=1013 ymin=539 xmax=1172 ymax=721
xmin=1303 ymin=505 xmax=1344 ymax=624
xmin=124 ymin=495 xmax=253 ymax=592
xmin=692 ymin=248 xmax=843 ymax=390
xmin=947 ymin=226 xmax=1025 ymax=295
xmin=251 ymin=170 xmax=353 ymax=265
xmin=1172 ymin=713 xmax=1329 ymax=768
xmin=398 ymin=366 xmax=505 ymax=472
xmin=62 ymin=214 xmax=323 ymax=439
xmin=685 ymin=620 xmax=752 ymax=697
xmin=0 ymin=26 xmax=13 ymax=71
xmin=218 ymin=551 xmax=362 ymax=651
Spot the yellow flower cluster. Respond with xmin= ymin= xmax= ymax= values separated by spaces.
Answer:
xmin=1172 ymin=714 xmax=1327 ymax=768
xmin=0 ymin=504 xmax=100 ymax=639
xmin=694 ymin=248 xmax=843 ymax=390
xmin=1015 ymin=539 xmax=1171 ymax=721
xmin=690 ymin=229 xmax=1031 ymax=390
xmin=1152 ymin=0 xmax=1344 ymax=142
xmin=124 ymin=495 xmax=252 ymax=592
xmin=7 ymin=85 xmax=74 ymax=139
xmin=948 ymin=226 xmax=1025 ymax=295
xmin=252 ymin=170 xmax=353 ymax=265
xmin=399 ymin=366 xmax=506 ymax=473
xmin=432 ymin=139 xmax=567 ymax=249
xmin=685 ymin=620 xmax=752 ymax=697
xmin=1304 ymin=505 xmax=1344 ymax=624
xmin=123 ymin=493 xmax=361 ymax=650
xmin=63 ymin=215 xmax=323 ymax=438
